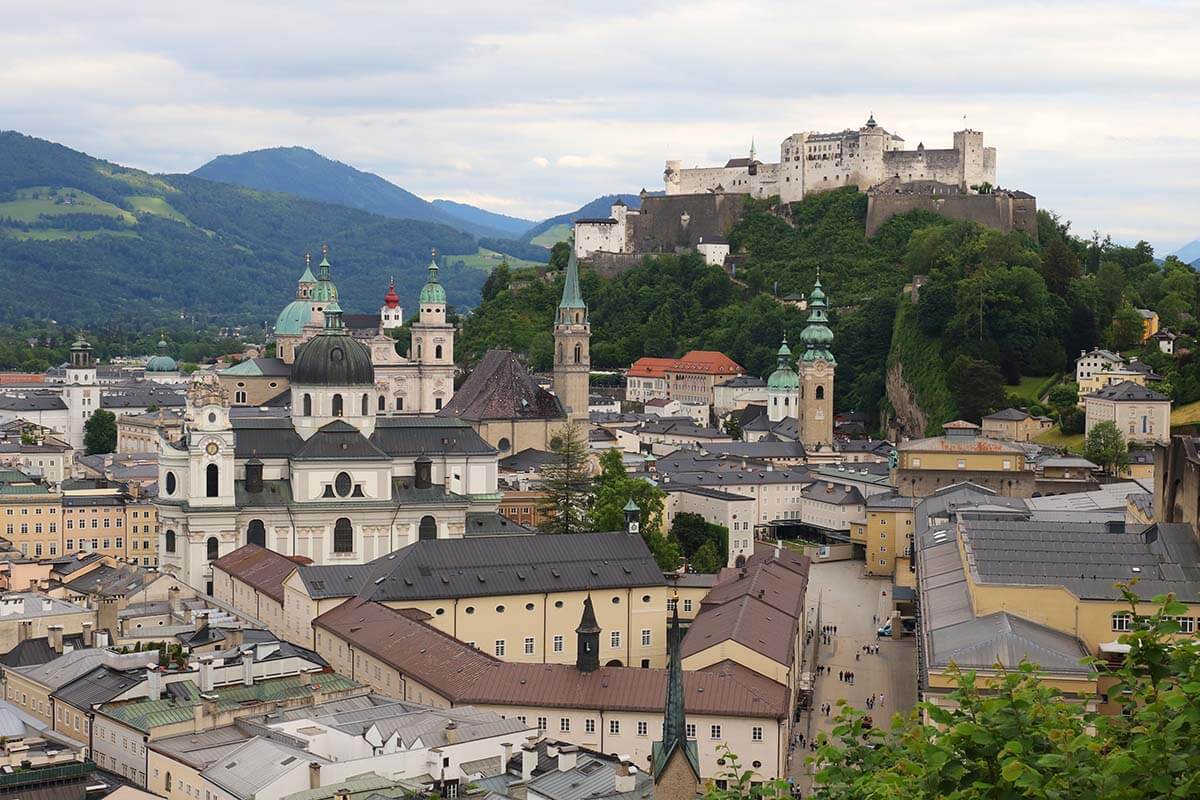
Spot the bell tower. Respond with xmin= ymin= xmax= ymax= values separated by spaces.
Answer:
xmin=553 ymin=244 xmax=590 ymax=427
xmin=798 ymin=273 xmax=836 ymax=448
xmin=411 ymin=251 xmax=455 ymax=412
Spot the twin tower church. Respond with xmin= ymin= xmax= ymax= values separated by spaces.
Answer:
xmin=157 ymin=246 xmax=593 ymax=590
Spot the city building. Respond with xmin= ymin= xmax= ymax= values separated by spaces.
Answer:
xmin=711 ymin=375 xmax=767 ymax=420
xmin=1083 ymin=381 xmax=1171 ymax=446
xmin=626 ymin=352 xmax=743 ymax=406
xmin=980 ymin=408 xmax=1052 ymax=442
xmin=894 ymin=420 xmax=1032 ymax=497
xmin=1137 ymin=309 xmax=1160 ymax=342
xmin=117 ymin=408 xmax=185 ymax=453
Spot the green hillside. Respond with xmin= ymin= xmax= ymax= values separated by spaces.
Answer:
xmin=0 ymin=132 xmax=484 ymax=323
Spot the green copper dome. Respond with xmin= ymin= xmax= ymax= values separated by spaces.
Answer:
xmin=767 ymin=337 xmax=799 ymax=390
xmin=310 ymin=253 xmax=339 ymax=303
xmin=275 ymin=300 xmax=312 ymax=336
xmin=419 ymin=255 xmax=446 ymax=305
xmin=799 ymin=275 xmax=836 ymax=364
xmin=145 ymin=339 xmax=178 ymax=373
xmin=291 ymin=301 xmax=374 ymax=387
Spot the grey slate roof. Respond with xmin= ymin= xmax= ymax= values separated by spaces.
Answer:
xmin=463 ymin=512 xmax=533 ymax=536
xmin=0 ymin=634 xmax=86 ymax=667
xmin=983 ymin=408 xmax=1031 ymax=422
xmin=0 ymin=394 xmax=67 ymax=411
xmin=928 ymin=612 xmax=1092 ymax=675
xmin=336 ymin=532 xmax=666 ymax=603
xmin=53 ymin=664 xmax=145 ymax=708
xmin=499 ymin=448 xmax=556 ymax=472
xmin=1086 ymin=380 xmax=1169 ymax=402
xmin=801 ymin=482 xmax=865 ymax=506
xmin=699 ymin=441 xmax=806 ymax=460
xmin=438 ymin=349 xmax=565 ymax=422
xmin=231 ymin=416 xmax=494 ymax=459
xmin=716 ymin=375 xmax=766 ymax=388
xmin=202 ymin=737 xmax=327 ymax=800
xmin=293 ymin=420 xmax=390 ymax=461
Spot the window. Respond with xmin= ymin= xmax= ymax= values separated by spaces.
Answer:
xmin=553 ymin=635 xmax=564 ymax=652
xmin=234 ymin=390 xmax=247 ymax=404
xmin=247 ymin=519 xmax=266 ymax=547
xmin=164 ymin=531 xmax=175 ymax=553
xmin=537 ymin=716 xmax=547 ymax=731
xmin=303 ymin=394 xmax=312 ymax=416
xmin=103 ymin=538 xmax=110 ymax=548
xmin=494 ymin=640 xmax=506 ymax=657
xmin=1180 ymin=617 xmax=1197 ymax=634
xmin=378 ymin=395 xmax=386 ymax=411
xmin=637 ymin=720 xmax=648 ymax=736
xmin=685 ymin=723 xmax=696 ymax=739
xmin=752 ymin=726 xmax=763 ymax=742
xmin=524 ymin=637 xmax=535 ymax=655
xmin=115 ymin=537 xmax=122 ymax=548
xmin=334 ymin=517 xmax=354 ymax=553
xmin=206 ymin=537 xmax=219 ymax=560
xmin=611 ymin=631 xmax=621 ymax=648
xmin=815 ymin=385 xmax=825 ymax=400
xmin=585 ymin=718 xmax=595 ymax=733
xmin=332 ymin=393 xmax=344 ymax=417
xmin=641 ymin=629 xmax=651 ymax=646
xmin=206 ymin=463 xmax=219 ymax=497
xmin=498 ymin=437 xmax=511 ymax=453
xmin=419 ymin=515 xmax=437 ymax=541
xmin=1002 ymin=459 xmax=1012 ymax=470
xmin=683 ymin=599 xmax=693 ymax=612
xmin=361 ymin=393 xmax=369 ymax=416
xmin=560 ymin=718 xmax=570 ymax=732
xmin=395 ymin=397 xmax=404 ymax=411
xmin=1112 ymin=612 xmax=1133 ymax=632
xmin=436 ymin=344 xmax=443 ymax=360
xmin=711 ymin=724 xmax=722 ymax=740
xmin=956 ymin=459 xmax=966 ymax=470
xmin=435 ymin=397 xmax=443 ymax=410
xmin=609 ymin=719 xmax=620 ymax=735
xmin=334 ymin=471 xmax=353 ymax=497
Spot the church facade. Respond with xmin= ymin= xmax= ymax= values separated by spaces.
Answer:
xmin=156 ymin=297 xmax=503 ymax=593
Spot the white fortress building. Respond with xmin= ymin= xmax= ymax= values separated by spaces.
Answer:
xmin=665 ymin=115 xmax=997 ymax=204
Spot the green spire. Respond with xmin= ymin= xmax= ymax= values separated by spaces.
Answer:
xmin=800 ymin=271 xmax=835 ymax=364
xmin=623 ymin=498 xmax=640 ymax=512
xmin=310 ymin=245 xmax=339 ymax=303
xmin=419 ymin=249 xmax=447 ymax=305
xmin=767 ymin=336 xmax=800 ymax=390
xmin=654 ymin=603 xmax=701 ymax=783
xmin=558 ymin=241 xmax=586 ymax=312
xmin=298 ymin=252 xmax=317 ymax=285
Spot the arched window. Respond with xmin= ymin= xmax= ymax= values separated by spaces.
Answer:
xmin=419 ymin=515 xmax=437 ymax=541
xmin=334 ymin=518 xmax=354 ymax=553
xmin=164 ymin=471 xmax=176 ymax=495
xmin=574 ymin=343 xmax=582 ymax=363
xmin=361 ymin=393 xmax=369 ymax=416
xmin=332 ymin=394 xmax=344 ymax=417
xmin=206 ymin=464 xmax=219 ymax=497
xmin=303 ymin=394 xmax=312 ymax=416
xmin=165 ymin=530 xmax=176 ymax=553
xmin=435 ymin=344 xmax=443 ymax=360
xmin=557 ymin=343 xmax=563 ymax=363
xmin=247 ymin=519 xmax=266 ymax=548
xmin=815 ymin=385 xmax=825 ymax=400
xmin=498 ymin=437 xmax=511 ymax=452
xmin=206 ymin=537 xmax=219 ymax=561
xmin=378 ymin=395 xmax=386 ymax=412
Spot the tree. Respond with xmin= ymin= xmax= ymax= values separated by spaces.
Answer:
xmin=1041 ymin=238 xmax=1081 ymax=296
xmin=548 ymin=241 xmax=571 ymax=271
xmin=537 ymin=422 xmax=591 ymax=535
xmin=1110 ymin=306 xmax=1145 ymax=351
xmin=690 ymin=540 xmax=723 ymax=574
xmin=722 ymin=415 xmax=743 ymax=441
xmin=670 ymin=512 xmax=728 ymax=567
xmin=1084 ymin=419 xmax=1130 ymax=478
xmin=84 ymin=409 xmax=117 ymax=455
xmin=708 ymin=590 xmax=1200 ymax=800
xmin=947 ymin=354 xmax=1006 ymax=422
xmin=589 ymin=448 xmax=681 ymax=571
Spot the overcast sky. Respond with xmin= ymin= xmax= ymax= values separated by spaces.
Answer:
xmin=3 ymin=1 xmax=1198 ymax=252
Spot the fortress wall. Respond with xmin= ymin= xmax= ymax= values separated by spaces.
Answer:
xmin=883 ymin=149 xmax=962 ymax=185
xmin=866 ymin=191 xmax=1038 ymax=240
xmin=676 ymin=166 xmax=746 ymax=195
xmin=631 ymin=193 xmax=746 ymax=253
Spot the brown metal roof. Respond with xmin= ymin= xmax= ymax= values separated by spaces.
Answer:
xmin=315 ymin=599 xmax=787 ymax=719
xmin=680 ymin=594 xmax=797 ymax=666
xmin=211 ymin=544 xmax=311 ymax=603
xmin=702 ymin=561 xmax=808 ymax=618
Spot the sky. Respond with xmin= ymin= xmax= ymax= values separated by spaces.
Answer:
xmin=3 ymin=0 xmax=1198 ymax=253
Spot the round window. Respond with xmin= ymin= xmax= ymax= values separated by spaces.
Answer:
xmin=165 ymin=471 xmax=176 ymax=495
xmin=465 ymin=606 xmax=475 ymax=615
xmin=554 ymin=600 xmax=564 ymax=609
xmin=496 ymin=605 xmax=505 ymax=613
xmin=330 ymin=347 xmax=344 ymax=363
xmin=525 ymin=603 xmax=535 ymax=611
xmin=642 ymin=594 xmax=651 ymax=603
xmin=612 ymin=596 xmax=620 ymax=604
xmin=435 ymin=608 xmax=445 ymax=616
xmin=334 ymin=472 xmax=352 ymax=497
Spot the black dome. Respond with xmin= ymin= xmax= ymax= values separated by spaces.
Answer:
xmin=291 ymin=333 xmax=374 ymax=386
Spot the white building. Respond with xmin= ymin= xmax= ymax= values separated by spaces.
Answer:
xmin=1083 ymin=380 xmax=1171 ymax=447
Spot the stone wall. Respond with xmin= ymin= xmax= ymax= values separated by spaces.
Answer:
xmin=866 ymin=183 xmax=1037 ymax=240
xmin=628 ymin=194 xmax=746 ymax=253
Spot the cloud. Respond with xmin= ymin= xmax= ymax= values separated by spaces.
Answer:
xmin=0 ymin=0 xmax=1197 ymax=248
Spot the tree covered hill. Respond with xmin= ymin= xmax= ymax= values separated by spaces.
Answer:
xmin=0 ymin=131 xmax=485 ymax=323
xmin=463 ymin=187 xmax=1197 ymax=435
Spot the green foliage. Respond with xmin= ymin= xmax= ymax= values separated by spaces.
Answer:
xmin=1084 ymin=420 xmax=1130 ymax=477
xmin=722 ymin=415 xmax=743 ymax=441
xmin=537 ymin=422 xmax=591 ymax=536
xmin=1110 ymin=306 xmax=1146 ymax=351
xmin=83 ymin=409 xmax=117 ymax=455
xmin=670 ymin=512 xmax=728 ymax=573
xmin=589 ymin=449 xmax=680 ymax=571
xmin=947 ymin=354 xmax=1007 ymax=422
xmin=888 ymin=300 xmax=957 ymax=433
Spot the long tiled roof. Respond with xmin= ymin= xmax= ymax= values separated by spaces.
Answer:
xmin=629 ymin=351 xmax=743 ymax=378
xmin=701 ymin=560 xmax=808 ymax=618
xmin=230 ymin=416 xmax=494 ymax=459
xmin=680 ymin=594 xmax=797 ymax=666
xmin=438 ymin=350 xmax=564 ymax=422
xmin=1085 ymin=380 xmax=1169 ymax=402
xmin=212 ymin=544 xmax=311 ymax=602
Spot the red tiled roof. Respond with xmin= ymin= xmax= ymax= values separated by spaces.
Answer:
xmin=681 ymin=594 xmax=797 ymax=666
xmin=211 ymin=544 xmax=310 ymax=603
xmin=702 ymin=560 xmax=808 ymax=618
xmin=629 ymin=351 xmax=744 ymax=379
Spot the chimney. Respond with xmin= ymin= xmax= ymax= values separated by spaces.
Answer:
xmin=242 ymin=651 xmax=255 ymax=686
xmin=194 ymin=611 xmax=209 ymax=633
xmin=96 ymin=630 xmax=110 ymax=649
xmin=199 ymin=693 xmax=219 ymax=727
xmin=17 ymin=619 xmax=32 ymax=643
xmin=445 ymin=720 xmax=458 ymax=744
xmin=334 ymin=791 xmax=350 ymax=800
xmin=199 ymin=657 xmax=215 ymax=692
xmin=557 ymin=745 xmax=578 ymax=772
xmin=308 ymin=762 xmax=322 ymax=790
xmin=42 ymin=598 xmax=54 ymax=612
xmin=521 ymin=742 xmax=537 ymax=781
xmin=225 ymin=627 xmax=244 ymax=648
xmin=614 ymin=761 xmax=637 ymax=793
xmin=168 ymin=585 xmax=181 ymax=616
xmin=47 ymin=625 xmax=64 ymax=654
xmin=82 ymin=622 xmax=94 ymax=647
xmin=501 ymin=742 xmax=513 ymax=771
xmin=146 ymin=666 xmax=162 ymax=700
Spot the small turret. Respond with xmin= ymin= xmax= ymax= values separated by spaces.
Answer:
xmin=575 ymin=595 xmax=601 ymax=673
xmin=624 ymin=499 xmax=641 ymax=535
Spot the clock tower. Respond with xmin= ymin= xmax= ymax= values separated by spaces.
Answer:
xmin=798 ymin=274 xmax=836 ymax=448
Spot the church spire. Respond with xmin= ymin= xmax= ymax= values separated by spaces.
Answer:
xmin=558 ymin=240 xmax=586 ymax=312
xmin=654 ymin=601 xmax=700 ymax=786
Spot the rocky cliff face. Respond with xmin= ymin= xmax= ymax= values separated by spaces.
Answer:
xmin=886 ymin=361 xmax=927 ymax=439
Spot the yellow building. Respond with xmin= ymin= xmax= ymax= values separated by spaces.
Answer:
xmin=1 ymin=484 xmax=63 ymax=559
xmin=1077 ymin=366 xmax=1148 ymax=398
xmin=980 ymin=408 xmax=1052 ymax=442
xmin=1138 ymin=308 xmax=1160 ymax=343
xmin=863 ymin=493 xmax=917 ymax=576
xmin=894 ymin=421 xmax=1033 ymax=497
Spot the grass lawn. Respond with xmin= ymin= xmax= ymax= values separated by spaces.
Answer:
xmin=0 ymin=186 xmax=135 ymax=224
xmin=1007 ymin=374 xmax=1059 ymax=403
xmin=445 ymin=247 xmax=544 ymax=271
xmin=0 ymin=227 xmax=140 ymax=242
xmin=128 ymin=195 xmax=192 ymax=225
xmin=530 ymin=223 xmax=571 ymax=248
xmin=1171 ymin=400 xmax=1200 ymax=427
xmin=1034 ymin=426 xmax=1085 ymax=453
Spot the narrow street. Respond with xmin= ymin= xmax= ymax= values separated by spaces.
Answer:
xmin=789 ymin=559 xmax=918 ymax=795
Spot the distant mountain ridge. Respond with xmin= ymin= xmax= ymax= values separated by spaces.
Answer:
xmin=192 ymin=146 xmax=518 ymax=240
xmin=431 ymin=199 xmax=534 ymax=239
xmin=519 ymin=193 xmax=652 ymax=244
xmin=1171 ymin=239 xmax=1200 ymax=268
xmin=0 ymin=132 xmax=484 ymax=323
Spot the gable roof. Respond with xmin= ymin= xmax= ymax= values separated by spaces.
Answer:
xmin=212 ymin=544 xmax=310 ymax=603
xmin=680 ymin=594 xmax=797 ymax=666
xmin=438 ymin=350 xmax=565 ymax=422
xmin=983 ymin=408 xmax=1031 ymax=422
xmin=1086 ymin=380 xmax=1169 ymax=402
xmin=293 ymin=420 xmax=391 ymax=461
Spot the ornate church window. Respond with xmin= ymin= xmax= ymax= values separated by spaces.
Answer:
xmin=334 ymin=518 xmax=353 ymax=553
xmin=334 ymin=472 xmax=352 ymax=497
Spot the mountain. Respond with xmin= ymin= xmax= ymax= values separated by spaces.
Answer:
xmin=430 ymin=199 xmax=535 ymax=239
xmin=192 ymin=146 xmax=514 ymax=240
xmin=1171 ymin=240 xmax=1200 ymax=268
xmin=520 ymin=193 xmax=650 ymax=246
xmin=0 ymin=132 xmax=484 ymax=323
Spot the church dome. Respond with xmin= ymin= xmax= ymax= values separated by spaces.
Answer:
xmin=291 ymin=302 xmax=374 ymax=386
xmin=419 ymin=256 xmax=446 ymax=305
xmin=767 ymin=338 xmax=799 ymax=390
xmin=275 ymin=300 xmax=311 ymax=336
xmin=145 ymin=339 xmax=178 ymax=373
xmin=383 ymin=279 xmax=400 ymax=309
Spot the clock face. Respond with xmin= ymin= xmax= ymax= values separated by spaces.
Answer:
xmin=205 ymin=442 xmax=219 ymax=456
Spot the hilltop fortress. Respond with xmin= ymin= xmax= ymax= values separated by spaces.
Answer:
xmin=665 ymin=115 xmax=996 ymax=203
